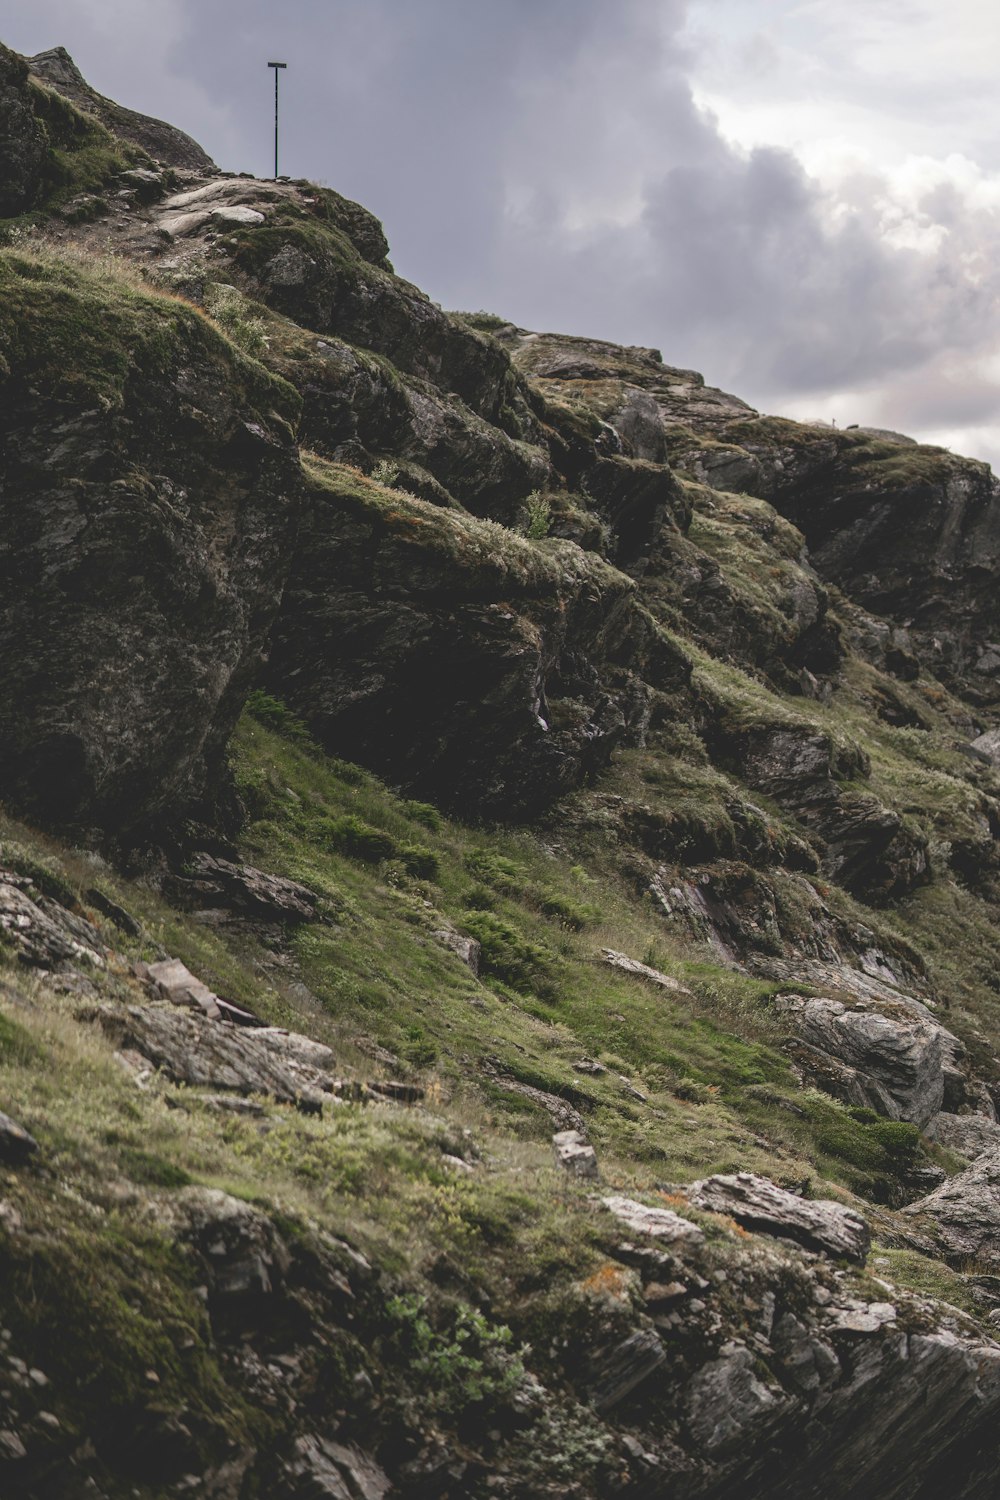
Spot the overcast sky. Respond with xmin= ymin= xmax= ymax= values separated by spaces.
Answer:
xmin=4 ymin=1 xmax=1000 ymax=469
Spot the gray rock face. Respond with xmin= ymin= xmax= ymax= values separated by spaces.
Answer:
xmin=601 ymin=1196 xmax=705 ymax=1245
xmin=685 ymin=1173 xmax=870 ymax=1262
xmin=92 ymin=1003 xmax=341 ymax=1110
xmin=0 ymin=251 xmax=302 ymax=837
xmin=167 ymin=854 xmax=319 ymax=924
xmin=748 ymin=420 xmax=1000 ymax=695
xmin=927 ymin=1112 xmax=1000 ymax=1158
xmin=775 ymin=994 xmax=951 ymax=1127
xmin=970 ymin=727 xmax=1000 ymax=765
xmin=592 ymin=1329 xmax=666 ymax=1412
xmin=0 ymin=1110 xmax=38 ymax=1164
xmin=0 ymin=880 xmax=104 ymax=969
xmin=686 ymin=1343 xmax=791 ymax=1456
xmin=431 ymin=928 xmax=481 ymax=973
xmin=903 ymin=1151 xmax=1000 ymax=1266
xmin=161 ymin=1187 xmax=291 ymax=1299
xmin=724 ymin=725 xmax=929 ymax=904
xmin=601 ymin=948 xmax=693 ymax=993
xmin=287 ymin=1437 xmax=391 ymax=1500
xmin=552 ymin=1129 xmax=599 ymax=1180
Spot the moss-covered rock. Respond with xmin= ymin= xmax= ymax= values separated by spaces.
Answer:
xmin=0 ymin=248 xmax=302 ymax=837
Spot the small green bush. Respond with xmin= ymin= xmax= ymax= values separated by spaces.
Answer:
xmin=400 ymin=844 xmax=440 ymax=881
xmin=243 ymin=689 xmax=313 ymax=745
xmin=204 ymin=283 xmax=268 ymax=357
xmin=518 ymin=490 xmax=552 ymax=540
xmin=371 ymin=458 xmax=400 ymax=488
xmin=320 ymin=814 xmax=399 ymax=864
xmin=537 ymin=892 xmax=598 ymax=931
xmin=384 ymin=1293 xmax=525 ymax=1418
xmin=464 ymin=849 xmax=527 ymax=894
xmin=461 ymin=910 xmax=554 ymax=996
xmin=404 ymin=800 xmax=443 ymax=832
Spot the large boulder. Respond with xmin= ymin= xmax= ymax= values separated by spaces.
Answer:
xmin=775 ymin=994 xmax=954 ymax=1128
xmin=685 ymin=1173 xmax=870 ymax=1262
xmin=0 ymin=249 xmax=301 ymax=837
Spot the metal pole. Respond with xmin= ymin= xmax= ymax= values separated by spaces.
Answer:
xmin=268 ymin=62 xmax=286 ymax=179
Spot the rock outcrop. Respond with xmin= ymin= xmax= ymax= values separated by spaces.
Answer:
xmin=262 ymin=459 xmax=665 ymax=816
xmin=0 ymin=249 xmax=301 ymax=837
xmin=29 ymin=46 xmax=216 ymax=171
xmin=775 ymin=993 xmax=957 ymax=1127
xmin=904 ymin=1152 xmax=1000 ymax=1267
xmin=685 ymin=1173 xmax=871 ymax=1262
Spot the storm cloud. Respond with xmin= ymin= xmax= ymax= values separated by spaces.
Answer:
xmin=4 ymin=0 xmax=1000 ymax=465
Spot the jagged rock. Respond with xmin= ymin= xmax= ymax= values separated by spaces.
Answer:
xmin=170 ymin=854 xmax=319 ymax=924
xmin=482 ymin=1059 xmax=589 ymax=1132
xmin=0 ymin=250 xmax=302 ymax=837
xmin=0 ymin=1111 xmax=38 ymax=1164
xmin=827 ymin=1301 xmax=898 ymax=1333
xmin=903 ymin=1151 xmax=1000 ymax=1266
xmin=28 ymin=46 xmax=217 ymax=170
xmin=720 ymin=725 xmax=928 ymax=903
xmin=431 ymin=928 xmax=481 ymax=973
xmin=601 ymin=1196 xmax=704 ymax=1245
xmin=90 ymin=1003 xmax=342 ymax=1110
xmin=685 ymin=1174 xmax=870 ymax=1263
xmin=970 ymin=727 xmax=1000 ymax=766
xmin=264 ymin=465 xmax=649 ymax=817
xmin=146 ymin=957 xmax=222 ymax=1019
xmin=771 ymin=1311 xmax=840 ymax=1394
xmin=0 ymin=44 xmax=47 ymax=216
xmin=784 ymin=1036 xmax=898 ymax=1116
xmin=0 ymin=881 xmax=104 ymax=969
xmin=927 ymin=1112 xmax=1000 ymax=1158
xmin=685 ymin=1343 xmax=791 ymax=1456
xmin=601 ymin=948 xmax=693 ymax=994
xmin=592 ymin=1328 xmax=666 ymax=1411
xmin=86 ymin=888 xmax=143 ymax=938
xmin=552 ymin=1129 xmax=599 ymax=1179
xmin=774 ymin=994 xmax=951 ymax=1127
xmin=161 ymin=1187 xmax=290 ymax=1299
xmin=286 ymin=1436 xmax=391 ymax=1499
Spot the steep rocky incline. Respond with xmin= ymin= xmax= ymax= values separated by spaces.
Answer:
xmin=5 ymin=39 xmax=1000 ymax=1499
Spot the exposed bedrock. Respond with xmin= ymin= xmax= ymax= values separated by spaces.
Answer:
xmin=0 ymin=251 xmax=302 ymax=837
xmin=713 ymin=418 xmax=1000 ymax=694
xmin=775 ymin=994 xmax=961 ymax=1128
xmin=263 ymin=461 xmax=688 ymax=817
xmin=0 ymin=44 xmax=47 ymax=215
xmin=705 ymin=722 xmax=930 ymax=904
xmin=28 ymin=45 xmax=217 ymax=171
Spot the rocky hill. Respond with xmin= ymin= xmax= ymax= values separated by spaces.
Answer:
xmin=4 ymin=39 xmax=1000 ymax=1498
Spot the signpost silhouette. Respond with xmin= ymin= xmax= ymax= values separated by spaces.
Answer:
xmin=268 ymin=62 xmax=287 ymax=179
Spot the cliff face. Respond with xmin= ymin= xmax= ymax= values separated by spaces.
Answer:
xmin=5 ymin=41 xmax=1000 ymax=1499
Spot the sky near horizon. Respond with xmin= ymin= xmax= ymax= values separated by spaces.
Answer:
xmin=4 ymin=1 xmax=1000 ymax=471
